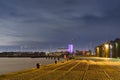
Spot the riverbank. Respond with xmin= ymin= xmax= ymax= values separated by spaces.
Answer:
xmin=1 ymin=57 xmax=120 ymax=80
xmin=0 ymin=57 xmax=63 ymax=75
xmin=0 ymin=60 xmax=66 ymax=80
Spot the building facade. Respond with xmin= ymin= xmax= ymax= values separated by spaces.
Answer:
xmin=95 ymin=38 xmax=120 ymax=58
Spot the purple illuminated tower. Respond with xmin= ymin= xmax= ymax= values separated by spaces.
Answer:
xmin=68 ymin=44 xmax=73 ymax=54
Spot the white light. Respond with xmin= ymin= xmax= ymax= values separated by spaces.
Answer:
xmin=110 ymin=44 xmax=112 ymax=49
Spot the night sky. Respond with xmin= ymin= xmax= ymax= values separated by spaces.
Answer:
xmin=0 ymin=0 xmax=120 ymax=52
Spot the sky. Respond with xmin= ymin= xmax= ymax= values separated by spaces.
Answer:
xmin=0 ymin=0 xmax=120 ymax=52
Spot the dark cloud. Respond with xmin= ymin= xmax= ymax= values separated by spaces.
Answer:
xmin=0 ymin=0 xmax=120 ymax=52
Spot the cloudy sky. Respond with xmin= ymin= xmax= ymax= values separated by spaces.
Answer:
xmin=0 ymin=0 xmax=120 ymax=52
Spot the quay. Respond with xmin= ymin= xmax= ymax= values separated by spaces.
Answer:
xmin=0 ymin=57 xmax=120 ymax=80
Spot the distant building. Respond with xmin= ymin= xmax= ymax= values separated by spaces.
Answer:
xmin=68 ymin=44 xmax=74 ymax=54
xmin=57 ymin=48 xmax=68 ymax=52
xmin=75 ymin=50 xmax=92 ymax=56
xmin=95 ymin=38 xmax=120 ymax=58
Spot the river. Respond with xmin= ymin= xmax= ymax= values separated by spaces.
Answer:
xmin=0 ymin=57 xmax=60 ymax=75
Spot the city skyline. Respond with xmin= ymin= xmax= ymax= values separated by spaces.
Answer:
xmin=0 ymin=0 xmax=120 ymax=52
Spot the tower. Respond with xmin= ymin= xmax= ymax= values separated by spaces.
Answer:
xmin=68 ymin=44 xmax=74 ymax=54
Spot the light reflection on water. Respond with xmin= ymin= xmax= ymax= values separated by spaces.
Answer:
xmin=0 ymin=58 xmax=56 ymax=75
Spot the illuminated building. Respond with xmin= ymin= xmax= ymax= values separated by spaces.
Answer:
xmin=95 ymin=38 xmax=120 ymax=58
xmin=68 ymin=44 xmax=74 ymax=54
xmin=114 ymin=38 xmax=120 ymax=58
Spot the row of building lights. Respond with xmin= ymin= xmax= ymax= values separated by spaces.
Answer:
xmin=95 ymin=38 xmax=120 ymax=58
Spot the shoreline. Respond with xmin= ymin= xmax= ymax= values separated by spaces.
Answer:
xmin=1 ymin=57 xmax=120 ymax=80
xmin=0 ymin=57 xmax=63 ymax=75
xmin=0 ymin=58 xmax=65 ymax=76
xmin=0 ymin=63 xmax=52 ymax=77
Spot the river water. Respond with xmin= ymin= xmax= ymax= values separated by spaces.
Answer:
xmin=0 ymin=58 xmax=59 ymax=75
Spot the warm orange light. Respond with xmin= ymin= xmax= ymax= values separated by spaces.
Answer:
xmin=104 ymin=44 xmax=109 ymax=58
xmin=64 ymin=54 xmax=66 ymax=59
xmin=96 ymin=47 xmax=99 ymax=52
xmin=105 ymin=44 xmax=109 ymax=49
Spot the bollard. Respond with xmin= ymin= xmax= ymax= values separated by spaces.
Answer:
xmin=55 ymin=60 xmax=57 ymax=64
xmin=36 ymin=63 xmax=40 ymax=69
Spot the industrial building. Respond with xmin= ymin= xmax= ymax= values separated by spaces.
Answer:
xmin=95 ymin=38 xmax=120 ymax=58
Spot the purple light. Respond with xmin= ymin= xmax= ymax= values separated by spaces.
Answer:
xmin=68 ymin=44 xmax=73 ymax=54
